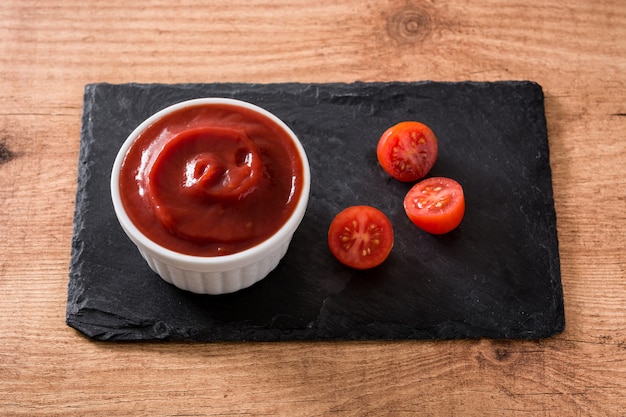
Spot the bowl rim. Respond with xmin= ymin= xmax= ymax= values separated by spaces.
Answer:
xmin=110 ymin=97 xmax=311 ymax=271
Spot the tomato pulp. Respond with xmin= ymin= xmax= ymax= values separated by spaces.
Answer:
xmin=327 ymin=205 xmax=394 ymax=270
xmin=404 ymin=177 xmax=465 ymax=234
xmin=377 ymin=121 xmax=438 ymax=182
xmin=118 ymin=103 xmax=305 ymax=256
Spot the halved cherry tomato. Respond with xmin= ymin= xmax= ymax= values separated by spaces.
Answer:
xmin=404 ymin=177 xmax=465 ymax=234
xmin=328 ymin=205 xmax=394 ymax=270
xmin=377 ymin=121 xmax=438 ymax=182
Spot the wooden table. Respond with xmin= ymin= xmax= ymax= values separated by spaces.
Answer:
xmin=1 ymin=0 xmax=624 ymax=415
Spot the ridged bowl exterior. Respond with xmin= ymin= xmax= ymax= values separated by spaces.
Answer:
xmin=136 ymin=237 xmax=291 ymax=295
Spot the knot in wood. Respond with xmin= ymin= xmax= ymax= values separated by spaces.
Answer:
xmin=479 ymin=341 xmax=521 ymax=366
xmin=387 ymin=5 xmax=433 ymax=44
xmin=0 ymin=139 xmax=15 ymax=166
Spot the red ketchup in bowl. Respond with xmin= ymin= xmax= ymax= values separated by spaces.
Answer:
xmin=118 ymin=102 xmax=305 ymax=257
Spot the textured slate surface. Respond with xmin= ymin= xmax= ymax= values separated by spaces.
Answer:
xmin=66 ymin=81 xmax=565 ymax=341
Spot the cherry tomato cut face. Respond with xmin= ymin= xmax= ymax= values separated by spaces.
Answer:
xmin=404 ymin=177 xmax=465 ymax=235
xmin=328 ymin=205 xmax=394 ymax=270
xmin=377 ymin=121 xmax=438 ymax=182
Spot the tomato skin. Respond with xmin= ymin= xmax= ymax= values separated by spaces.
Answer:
xmin=328 ymin=205 xmax=394 ymax=270
xmin=404 ymin=177 xmax=465 ymax=235
xmin=377 ymin=121 xmax=438 ymax=182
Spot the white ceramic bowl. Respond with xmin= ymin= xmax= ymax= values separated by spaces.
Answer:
xmin=110 ymin=98 xmax=310 ymax=295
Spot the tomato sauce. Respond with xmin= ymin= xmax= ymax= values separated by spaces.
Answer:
xmin=118 ymin=103 xmax=305 ymax=256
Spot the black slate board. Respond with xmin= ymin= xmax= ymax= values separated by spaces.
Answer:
xmin=66 ymin=81 xmax=565 ymax=342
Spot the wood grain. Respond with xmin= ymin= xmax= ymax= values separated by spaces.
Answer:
xmin=1 ymin=0 xmax=625 ymax=415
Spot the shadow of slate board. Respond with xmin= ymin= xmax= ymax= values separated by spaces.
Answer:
xmin=66 ymin=81 xmax=564 ymax=342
